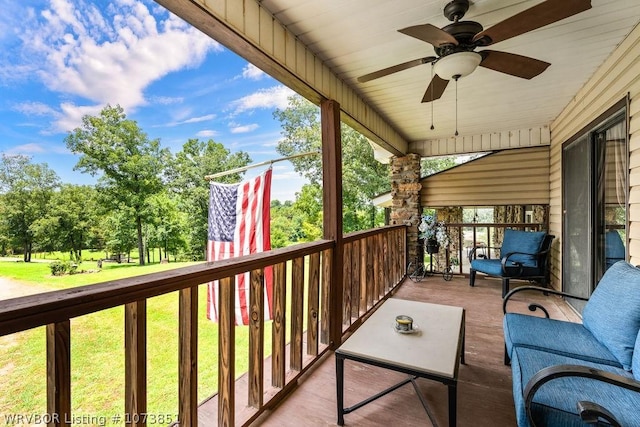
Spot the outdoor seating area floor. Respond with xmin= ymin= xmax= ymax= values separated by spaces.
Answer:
xmin=253 ymin=275 xmax=580 ymax=427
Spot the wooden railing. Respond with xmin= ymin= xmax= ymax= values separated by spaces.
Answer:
xmin=0 ymin=225 xmax=406 ymax=426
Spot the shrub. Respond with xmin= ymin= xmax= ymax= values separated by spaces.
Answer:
xmin=50 ymin=260 xmax=79 ymax=276
xmin=50 ymin=261 xmax=66 ymax=276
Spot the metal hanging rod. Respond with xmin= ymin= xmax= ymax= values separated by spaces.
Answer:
xmin=204 ymin=150 xmax=320 ymax=180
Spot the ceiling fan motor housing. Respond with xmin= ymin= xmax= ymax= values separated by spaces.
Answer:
xmin=435 ymin=21 xmax=484 ymax=57
xmin=443 ymin=0 xmax=470 ymax=22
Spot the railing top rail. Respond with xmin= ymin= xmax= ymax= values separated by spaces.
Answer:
xmin=343 ymin=224 xmax=406 ymax=243
xmin=445 ymin=222 xmax=544 ymax=228
xmin=0 ymin=239 xmax=334 ymax=336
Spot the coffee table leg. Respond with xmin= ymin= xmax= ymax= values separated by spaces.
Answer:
xmin=336 ymin=355 xmax=345 ymax=425
xmin=448 ymin=383 xmax=457 ymax=427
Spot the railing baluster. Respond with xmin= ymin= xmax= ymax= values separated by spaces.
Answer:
xmin=125 ymin=300 xmax=147 ymax=427
xmin=271 ymin=262 xmax=286 ymax=388
xmin=248 ymin=269 xmax=264 ymax=409
xmin=366 ymin=236 xmax=374 ymax=309
xmin=218 ymin=277 xmax=235 ymax=427
xmin=47 ymin=321 xmax=70 ymax=427
xmin=178 ymin=287 xmax=197 ymax=427
xmin=320 ymin=249 xmax=332 ymax=345
xmin=290 ymin=257 xmax=304 ymax=371
xmin=359 ymin=239 xmax=367 ymax=315
xmin=375 ymin=233 xmax=383 ymax=300
xmin=350 ymin=241 xmax=360 ymax=319
xmin=343 ymin=242 xmax=352 ymax=326
xmin=307 ymin=253 xmax=320 ymax=356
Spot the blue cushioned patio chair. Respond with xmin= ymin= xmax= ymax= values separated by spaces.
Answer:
xmin=469 ymin=229 xmax=554 ymax=297
xmin=605 ymin=230 xmax=625 ymax=271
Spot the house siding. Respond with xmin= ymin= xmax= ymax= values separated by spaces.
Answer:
xmin=421 ymin=147 xmax=550 ymax=208
xmin=549 ymin=23 xmax=640 ymax=290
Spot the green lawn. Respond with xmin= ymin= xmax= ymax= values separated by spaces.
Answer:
xmin=0 ymin=260 xmax=267 ymax=424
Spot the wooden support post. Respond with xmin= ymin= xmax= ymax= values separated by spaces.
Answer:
xmin=125 ymin=301 xmax=147 ymax=427
xmin=47 ymin=321 xmax=70 ymax=427
xmin=179 ymin=287 xmax=198 ymax=426
xmin=321 ymin=98 xmax=344 ymax=350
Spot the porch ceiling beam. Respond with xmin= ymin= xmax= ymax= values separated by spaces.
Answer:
xmin=155 ymin=0 xmax=407 ymax=157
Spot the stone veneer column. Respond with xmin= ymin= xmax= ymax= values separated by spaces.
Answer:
xmin=389 ymin=154 xmax=422 ymax=262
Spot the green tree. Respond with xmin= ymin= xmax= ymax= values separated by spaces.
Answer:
xmin=292 ymin=184 xmax=323 ymax=241
xmin=273 ymin=95 xmax=390 ymax=233
xmin=166 ymin=138 xmax=251 ymax=259
xmin=32 ymin=184 xmax=99 ymax=261
xmin=143 ymin=191 xmax=188 ymax=262
xmin=0 ymin=154 xmax=60 ymax=261
xmin=65 ymin=105 xmax=169 ymax=265
xmin=421 ymin=156 xmax=458 ymax=177
xmin=270 ymin=200 xmax=296 ymax=248
xmin=101 ymin=209 xmax=137 ymax=262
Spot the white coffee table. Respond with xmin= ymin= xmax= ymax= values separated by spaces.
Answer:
xmin=335 ymin=298 xmax=465 ymax=426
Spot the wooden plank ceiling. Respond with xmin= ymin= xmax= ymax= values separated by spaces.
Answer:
xmin=258 ymin=0 xmax=640 ymax=148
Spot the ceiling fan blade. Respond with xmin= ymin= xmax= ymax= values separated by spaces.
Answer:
xmin=473 ymin=0 xmax=591 ymax=46
xmin=399 ymin=24 xmax=459 ymax=47
xmin=479 ymin=50 xmax=551 ymax=79
xmin=358 ymin=57 xmax=436 ymax=83
xmin=422 ymin=75 xmax=449 ymax=103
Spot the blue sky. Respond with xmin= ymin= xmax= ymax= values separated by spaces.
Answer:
xmin=0 ymin=0 xmax=307 ymax=201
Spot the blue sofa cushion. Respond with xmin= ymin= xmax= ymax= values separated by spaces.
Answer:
xmin=471 ymin=258 xmax=543 ymax=278
xmin=582 ymin=261 xmax=640 ymax=371
xmin=511 ymin=347 xmax=640 ymax=427
xmin=500 ymin=229 xmax=546 ymax=267
xmin=634 ymin=330 xmax=640 ymax=381
xmin=503 ymin=313 xmax=620 ymax=367
xmin=470 ymin=258 xmax=503 ymax=276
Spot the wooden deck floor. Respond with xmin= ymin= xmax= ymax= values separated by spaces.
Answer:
xmin=250 ymin=275 xmax=580 ymax=427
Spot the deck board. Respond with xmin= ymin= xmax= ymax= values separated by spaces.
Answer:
xmin=202 ymin=275 xmax=581 ymax=426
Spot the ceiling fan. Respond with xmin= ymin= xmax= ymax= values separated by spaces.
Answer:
xmin=358 ymin=0 xmax=592 ymax=103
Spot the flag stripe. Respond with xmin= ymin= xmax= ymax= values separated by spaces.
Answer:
xmin=206 ymin=169 xmax=273 ymax=326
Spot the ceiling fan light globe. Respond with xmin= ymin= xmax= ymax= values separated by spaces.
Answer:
xmin=433 ymin=52 xmax=482 ymax=80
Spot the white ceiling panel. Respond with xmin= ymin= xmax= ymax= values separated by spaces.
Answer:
xmin=257 ymin=0 xmax=640 ymax=144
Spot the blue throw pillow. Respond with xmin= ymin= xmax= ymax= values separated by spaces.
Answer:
xmin=583 ymin=261 xmax=640 ymax=371
xmin=499 ymin=229 xmax=546 ymax=267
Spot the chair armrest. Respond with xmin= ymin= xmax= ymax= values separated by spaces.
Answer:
xmin=524 ymin=364 xmax=640 ymax=427
xmin=502 ymin=286 xmax=589 ymax=315
xmin=468 ymin=244 xmax=493 ymax=263
xmin=576 ymin=401 xmax=620 ymax=426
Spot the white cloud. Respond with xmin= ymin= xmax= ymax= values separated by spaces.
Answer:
xmin=4 ymin=0 xmax=222 ymax=132
xmin=5 ymin=142 xmax=68 ymax=155
xmin=229 ymin=85 xmax=294 ymax=115
xmin=196 ymin=130 xmax=219 ymax=138
xmin=230 ymin=123 xmax=259 ymax=134
xmin=242 ymin=63 xmax=265 ymax=80
xmin=164 ymin=113 xmax=216 ymax=127
xmin=149 ymin=95 xmax=184 ymax=105
xmin=14 ymin=101 xmax=58 ymax=117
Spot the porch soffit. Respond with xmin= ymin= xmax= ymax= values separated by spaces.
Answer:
xmin=255 ymin=0 xmax=640 ymax=152
xmin=410 ymin=125 xmax=551 ymax=158
xmin=155 ymin=0 xmax=408 ymax=158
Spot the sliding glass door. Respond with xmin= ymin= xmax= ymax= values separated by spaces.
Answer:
xmin=562 ymin=107 xmax=627 ymax=313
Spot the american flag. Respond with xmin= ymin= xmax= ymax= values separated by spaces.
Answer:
xmin=206 ymin=169 xmax=273 ymax=325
